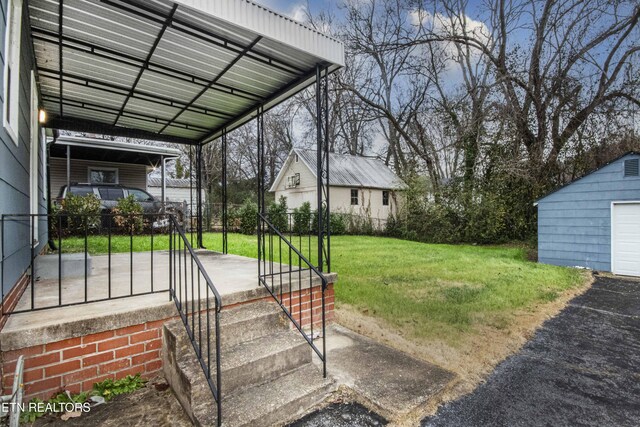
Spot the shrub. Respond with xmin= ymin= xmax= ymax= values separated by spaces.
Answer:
xmin=292 ymin=202 xmax=312 ymax=235
xmin=344 ymin=213 xmax=375 ymax=235
xmin=61 ymin=193 xmax=102 ymax=231
xmin=238 ymin=198 xmax=258 ymax=234
xmin=329 ymin=213 xmax=346 ymax=235
xmin=112 ymin=195 xmax=144 ymax=233
xmin=227 ymin=206 xmax=242 ymax=232
xmin=385 ymin=213 xmax=402 ymax=237
xmin=267 ymin=196 xmax=289 ymax=232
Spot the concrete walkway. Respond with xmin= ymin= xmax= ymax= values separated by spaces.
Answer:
xmin=320 ymin=325 xmax=455 ymax=420
xmin=422 ymin=276 xmax=640 ymax=427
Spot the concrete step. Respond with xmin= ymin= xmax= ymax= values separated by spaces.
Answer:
xmin=221 ymin=364 xmax=334 ymax=427
xmin=221 ymin=329 xmax=312 ymax=396
xmin=181 ymin=301 xmax=288 ymax=349
xmin=189 ymin=364 xmax=334 ymax=427
xmin=163 ymin=300 xmax=331 ymax=426
xmin=219 ymin=301 xmax=287 ymax=348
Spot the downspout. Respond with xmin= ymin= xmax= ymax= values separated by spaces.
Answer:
xmin=66 ymin=144 xmax=70 ymax=190
xmin=161 ymin=155 xmax=166 ymax=204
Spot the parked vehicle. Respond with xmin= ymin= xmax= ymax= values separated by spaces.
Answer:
xmin=55 ymin=184 xmax=188 ymax=225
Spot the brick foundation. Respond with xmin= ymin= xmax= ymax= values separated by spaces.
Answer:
xmin=280 ymin=283 xmax=335 ymax=328
xmin=0 ymin=318 xmax=171 ymax=401
xmin=0 ymin=281 xmax=335 ymax=402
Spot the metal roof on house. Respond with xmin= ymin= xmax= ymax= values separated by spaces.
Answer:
xmin=30 ymin=0 xmax=345 ymax=145
xmin=148 ymin=177 xmax=193 ymax=188
xmin=270 ymin=149 xmax=407 ymax=191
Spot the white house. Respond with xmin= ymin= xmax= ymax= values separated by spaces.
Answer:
xmin=270 ymin=148 xmax=407 ymax=222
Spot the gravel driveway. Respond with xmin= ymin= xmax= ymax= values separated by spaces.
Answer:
xmin=423 ymin=276 xmax=640 ymax=427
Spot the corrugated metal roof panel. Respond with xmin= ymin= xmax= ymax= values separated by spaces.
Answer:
xmin=62 ymin=49 xmax=140 ymax=87
xmin=148 ymin=177 xmax=193 ymax=188
xmin=291 ymin=149 xmax=407 ymax=190
xmin=136 ymin=70 xmax=202 ymax=104
xmin=194 ymin=89 xmax=253 ymax=115
xmin=173 ymin=0 xmax=345 ymax=67
xmin=29 ymin=0 xmax=344 ymax=143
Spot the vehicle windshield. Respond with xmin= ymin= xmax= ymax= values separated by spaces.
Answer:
xmin=67 ymin=186 xmax=94 ymax=197
xmin=128 ymin=189 xmax=154 ymax=202
xmin=98 ymin=187 xmax=125 ymax=200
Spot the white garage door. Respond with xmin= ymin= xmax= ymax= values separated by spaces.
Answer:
xmin=612 ymin=203 xmax=640 ymax=276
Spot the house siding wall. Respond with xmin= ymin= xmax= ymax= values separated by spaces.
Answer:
xmin=147 ymin=185 xmax=204 ymax=204
xmin=49 ymin=157 xmax=148 ymax=197
xmin=537 ymin=153 xmax=640 ymax=271
xmin=0 ymin=1 xmax=46 ymax=298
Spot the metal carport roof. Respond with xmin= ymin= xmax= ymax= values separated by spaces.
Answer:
xmin=49 ymin=135 xmax=181 ymax=165
xmin=28 ymin=0 xmax=345 ymax=145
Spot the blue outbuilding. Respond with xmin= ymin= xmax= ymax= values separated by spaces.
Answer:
xmin=537 ymin=152 xmax=640 ymax=276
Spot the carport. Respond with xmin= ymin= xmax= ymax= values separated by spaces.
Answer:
xmin=30 ymin=0 xmax=343 ymax=258
xmin=19 ymin=0 xmax=344 ymax=423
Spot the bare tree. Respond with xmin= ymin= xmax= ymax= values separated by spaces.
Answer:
xmin=410 ymin=0 xmax=640 ymax=192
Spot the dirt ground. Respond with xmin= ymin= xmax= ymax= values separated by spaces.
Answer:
xmin=334 ymin=274 xmax=595 ymax=426
xmin=28 ymin=378 xmax=191 ymax=427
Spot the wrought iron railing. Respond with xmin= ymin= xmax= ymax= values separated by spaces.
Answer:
xmin=257 ymin=213 xmax=328 ymax=376
xmin=168 ymin=215 xmax=222 ymax=425
xmin=0 ymin=213 xmax=171 ymax=315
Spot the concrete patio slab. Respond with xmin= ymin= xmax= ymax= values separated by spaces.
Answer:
xmin=319 ymin=325 xmax=455 ymax=420
xmin=1 ymin=251 xmax=336 ymax=351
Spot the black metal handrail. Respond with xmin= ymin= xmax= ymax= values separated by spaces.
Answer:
xmin=0 ymin=212 xmax=170 ymax=315
xmin=168 ymin=215 xmax=222 ymax=426
xmin=257 ymin=213 xmax=328 ymax=377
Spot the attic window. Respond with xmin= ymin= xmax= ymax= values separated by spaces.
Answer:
xmin=624 ymin=159 xmax=639 ymax=177
xmin=286 ymin=173 xmax=300 ymax=189
xmin=295 ymin=154 xmax=299 ymax=163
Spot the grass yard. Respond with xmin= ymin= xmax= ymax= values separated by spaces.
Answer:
xmin=59 ymin=232 xmax=586 ymax=344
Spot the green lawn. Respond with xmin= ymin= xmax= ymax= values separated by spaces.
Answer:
xmin=59 ymin=232 xmax=585 ymax=343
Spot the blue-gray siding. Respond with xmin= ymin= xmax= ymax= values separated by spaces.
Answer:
xmin=537 ymin=153 xmax=640 ymax=271
xmin=0 ymin=0 xmax=46 ymax=297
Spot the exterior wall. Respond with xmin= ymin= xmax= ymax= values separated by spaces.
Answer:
xmin=329 ymin=186 xmax=399 ymax=221
xmin=275 ymin=186 xmax=400 ymax=222
xmin=49 ymin=157 xmax=148 ymax=197
xmin=280 ymin=283 xmax=334 ymax=328
xmin=537 ymin=153 xmax=640 ymax=271
xmin=0 ymin=1 xmax=47 ymax=299
xmin=147 ymin=185 xmax=204 ymax=204
xmin=275 ymin=156 xmax=319 ymax=191
xmin=1 ymin=318 xmax=167 ymax=401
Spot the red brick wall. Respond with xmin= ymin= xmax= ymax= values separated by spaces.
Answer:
xmin=280 ymin=283 xmax=335 ymax=328
xmin=0 ymin=282 xmax=336 ymax=402
xmin=0 ymin=273 xmax=29 ymax=330
xmin=0 ymin=318 xmax=169 ymax=401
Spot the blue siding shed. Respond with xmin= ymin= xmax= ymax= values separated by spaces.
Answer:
xmin=537 ymin=152 xmax=640 ymax=273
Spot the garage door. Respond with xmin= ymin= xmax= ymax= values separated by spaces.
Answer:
xmin=612 ymin=203 xmax=640 ymax=276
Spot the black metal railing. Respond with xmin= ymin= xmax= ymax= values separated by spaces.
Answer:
xmin=168 ymin=215 xmax=222 ymax=425
xmin=257 ymin=213 xmax=328 ymax=376
xmin=0 ymin=213 xmax=171 ymax=315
